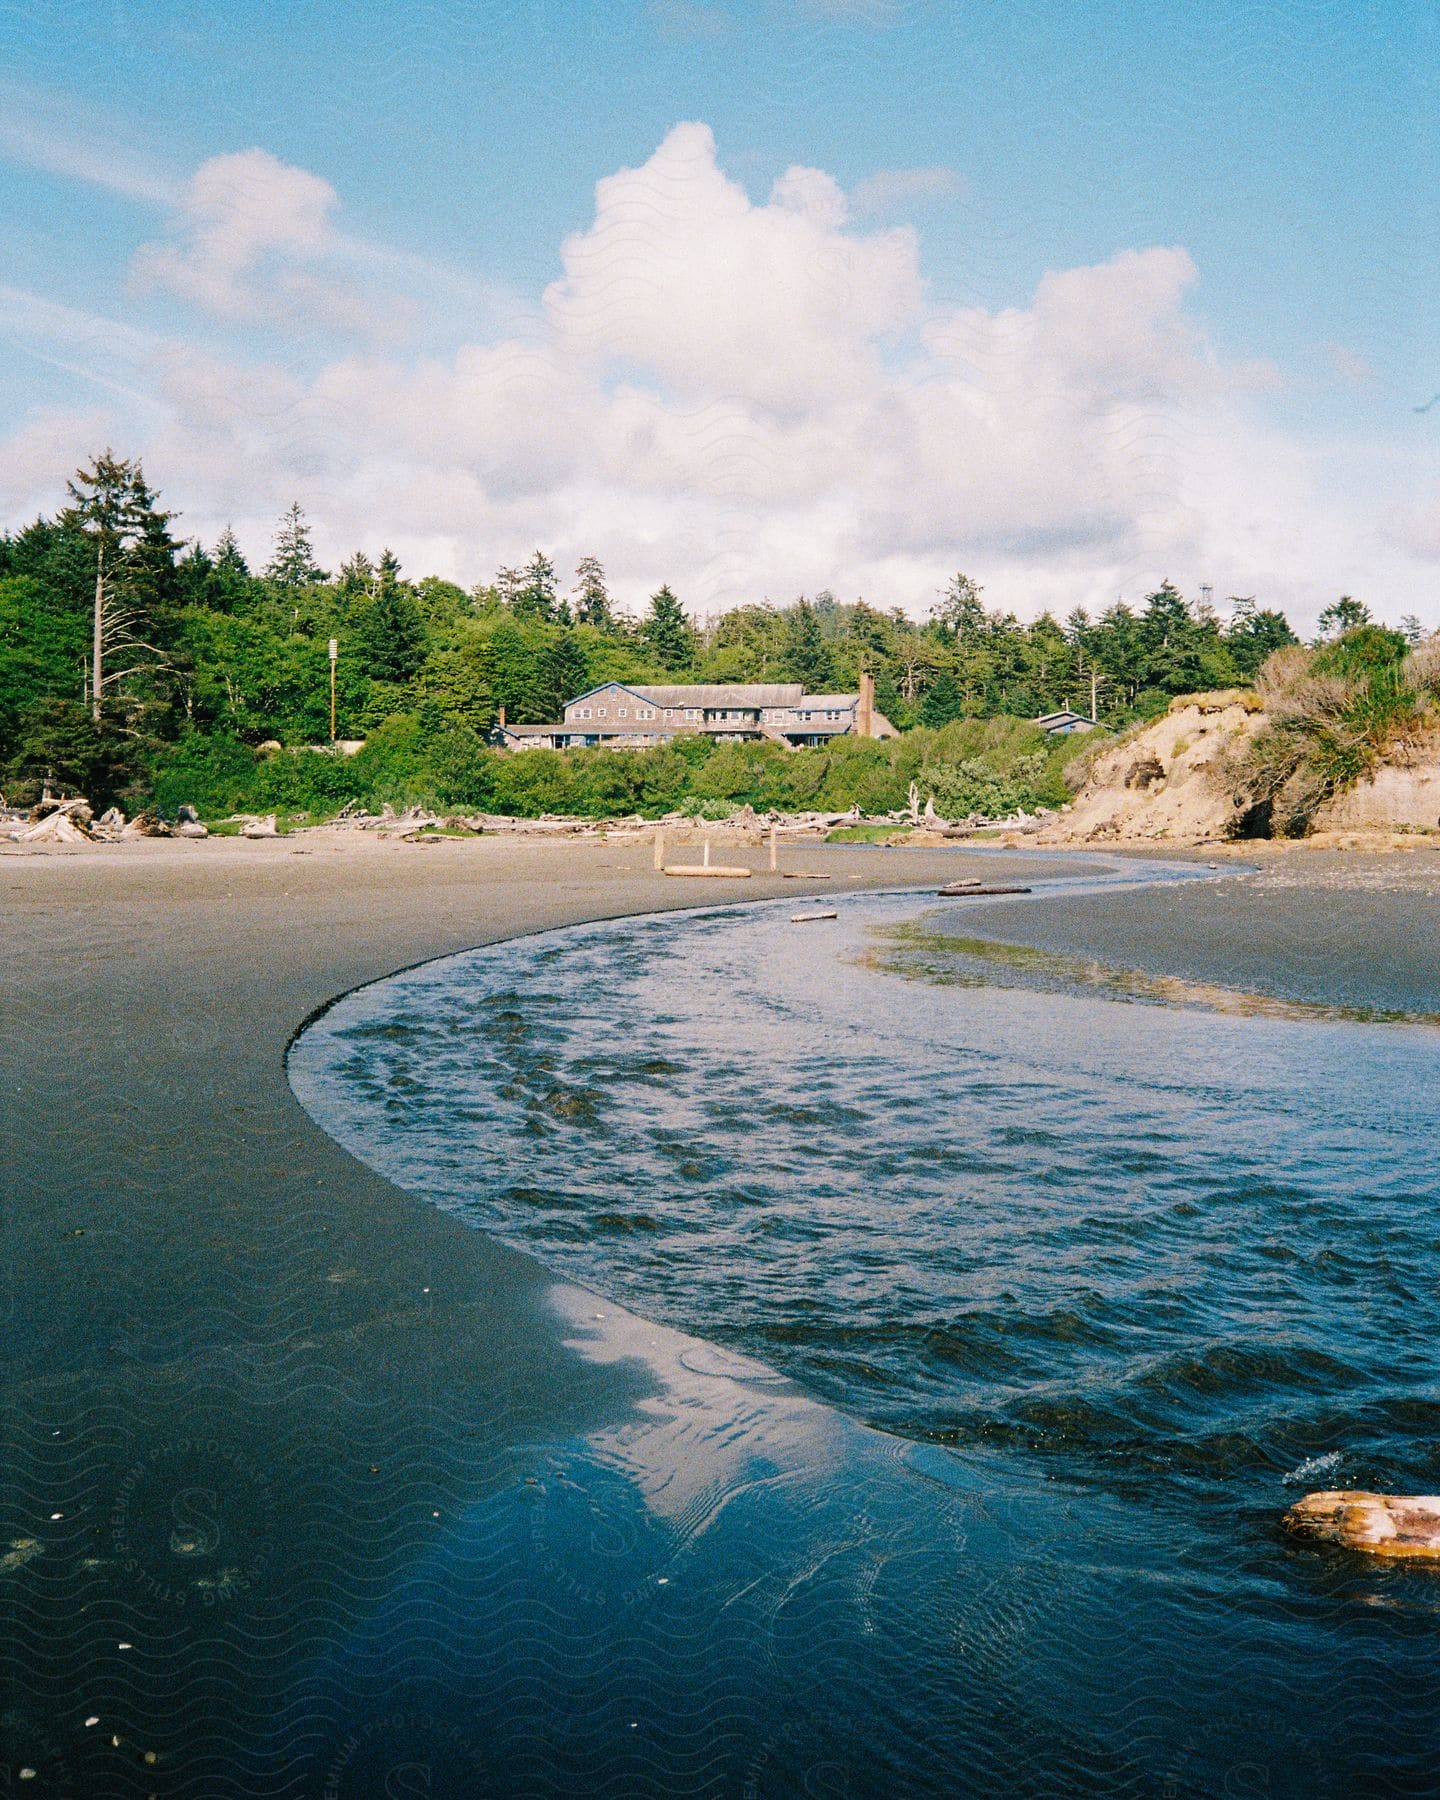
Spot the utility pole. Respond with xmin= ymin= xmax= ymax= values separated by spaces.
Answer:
xmin=328 ymin=638 xmax=338 ymax=743
xmin=1091 ymin=667 xmax=1099 ymax=723
xmin=92 ymin=542 xmax=105 ymax=721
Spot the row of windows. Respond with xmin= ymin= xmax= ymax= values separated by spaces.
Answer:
xmin=564 ymin=696 xmax=850 ymax=726
xmin=570 ymin=703 xmax=702 ymax=721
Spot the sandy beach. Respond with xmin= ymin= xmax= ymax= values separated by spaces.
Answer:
xmin=7 ymin=832 xmax=1440 ymax=1795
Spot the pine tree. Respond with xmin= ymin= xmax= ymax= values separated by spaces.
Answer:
xmin=513 ymin=550 xmax=558 ymax=622
xmin=539 ymin=629 xmax=590 ymax=716
xmin=1315 ymin=595 xmax=1371 ymax=642
xmin=573 ymin=556 xmax=613 ymax=629
xmin=214 ymin=525 xmax=249 ymax=578
xmin=266 ymin=502 xmax=324 ymax=587
xmin=1226 ymin=604 xmax=1296 ymax=679
xmin=353 ymin=548 xmax=426 ymax=683
xmin=642 ymin=584 xmax=695 ymax=671
xmin=783 ymin=596 xmax=835 ymax=691
xmin=933 ymin=572 xmax=986 ymax=640
xmin=919 ymin=666 xmax=963 ymax=727
xmin=61 ymin=449 xmax=177 ymax=720
xmin=338 ymin=551 xmax=376 ymax=596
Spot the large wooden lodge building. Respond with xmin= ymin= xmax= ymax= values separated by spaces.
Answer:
xmin=495 ymin=672 xmax=898 ymax=752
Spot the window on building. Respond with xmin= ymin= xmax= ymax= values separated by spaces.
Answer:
xmin=597 ymin=708 xmax=607 ymax=718
xmin=617 ymin=707 xmax=628 ymax=718
xmin=664 ymin=708 xmax=674 ymax=718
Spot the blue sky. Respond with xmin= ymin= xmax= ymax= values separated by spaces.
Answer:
xmin=2 ymin=0 xmax=1437 ymax=624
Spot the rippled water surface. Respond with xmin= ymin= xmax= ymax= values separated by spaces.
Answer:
xmin=290 ymin=866 xmax=1440 ymax=1552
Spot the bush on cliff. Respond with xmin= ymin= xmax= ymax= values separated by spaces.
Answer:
xmin=1236 ymin=628 xmax=1434 ymax=834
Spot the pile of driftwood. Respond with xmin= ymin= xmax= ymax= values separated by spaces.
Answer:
xmin=303 ymin=795 xmax=1061 ymax=842
xmin=1 ymin=787 xmax=1062 ymax=850
xmin=0 ymin=796 xmax=210 ymax=845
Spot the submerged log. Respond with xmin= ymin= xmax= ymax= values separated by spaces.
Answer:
xmin=1285 ymin=1491 xmax=1440 ymax=1559
xmin=936 ymin=884 xmax=1032 ymax=897
xmin=790 ymin=910 xmax=838 ymax=922
xmin=663 ymin=865 xmax=752 ymax=878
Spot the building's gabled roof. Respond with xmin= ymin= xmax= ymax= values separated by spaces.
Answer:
xmin=562 ymin=681 xmax=665 ymax=710
xmin=627 ymin=683 xmax=805 ymax=709
xmin=1034 ymin=709 xmax=1097 ymax=730
xmin=790 ymin=694 xmax=859 ymax=712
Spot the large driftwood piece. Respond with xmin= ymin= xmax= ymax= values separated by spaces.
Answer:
xmin=19 ymin=810 xmax=91 ymax=843
xmin=1286 ymin=1491 xmax=1440 ymax=1559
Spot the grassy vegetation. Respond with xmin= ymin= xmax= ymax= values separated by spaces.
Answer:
xmin=826 ymin=823 xmax=912 ymax=842
xmin=1233 ymin=628 xmax=1440 ymax=834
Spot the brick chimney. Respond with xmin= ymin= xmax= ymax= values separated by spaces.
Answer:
xmin=856 ymin=670 xmax=875 ymax=738
xmin=497 ymin=706 xmax=506 ymax=730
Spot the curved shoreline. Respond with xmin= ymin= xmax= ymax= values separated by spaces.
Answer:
xmin=7 ymin=833 xmax=1440 ymax=1796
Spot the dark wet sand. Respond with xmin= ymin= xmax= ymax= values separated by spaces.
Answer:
xmin=953 ymin=845 xmax=1440 ymax=1016
xmin=5 ymin=834 xmax=1439 ymax=1796
xmin=0 ymin=834 xmax=1071 ymax=1796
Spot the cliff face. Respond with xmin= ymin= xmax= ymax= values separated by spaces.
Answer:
xmin=1041 ymin=695 xmax=1440 ymax=844
xmin=1038 ymin=693 xmax=1267 ymax=844
xmin=1312 ymin=756 xmax=1440 ymax=833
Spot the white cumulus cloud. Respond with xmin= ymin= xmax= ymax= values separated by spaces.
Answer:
xmin=4 ymin=123 xmax=1437 ymax=630
xmin=544 ymin=122 xmax=923 ymax=415
xmin=131 ymin=149 xmax=406 ymax=336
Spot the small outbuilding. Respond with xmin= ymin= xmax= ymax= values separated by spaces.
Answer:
xmin=1034 ymin=709 xmax=1099 ymax=737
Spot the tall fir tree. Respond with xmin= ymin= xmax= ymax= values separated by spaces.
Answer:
xmin=265 ymin=502 xmax=324 ymax=587
xmin=353 ymin=548 xmax=426 ymax=683
xmin=539 ymin=630 xmax=591 ymax=716
xmin=572 ymin=556 xmax=614 ymax=629
xmin=933 ymin=572 xmax=986 ymax=639
xmin=642 ymin=584 xmax=696 ymax=671
xmin=61 ymin=449 xmax=177 ymax=720
xmin=513 ymin=550 xmax=558 ymax=622
xmin=919 ymin=666 xmax=963 ymax=727
xmin=782 ymin=596 xmax=835 ymax=691
xmin=214 ymin=525 xmax=249 ymax=578
xmin=337 ymin=551 xmax=376 ymax=596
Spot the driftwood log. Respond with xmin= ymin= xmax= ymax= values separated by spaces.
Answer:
xmin=19 ymin=810 xmax=91 ymax=843
xmin=1285 ymin=1491 xmax=1440 ymax=1559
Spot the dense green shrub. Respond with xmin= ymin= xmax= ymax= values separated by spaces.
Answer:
xmin=919 ymin=753 xmax=1049 ymax=819
xmin=149 ymin=733 xmax=260 ymax=816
